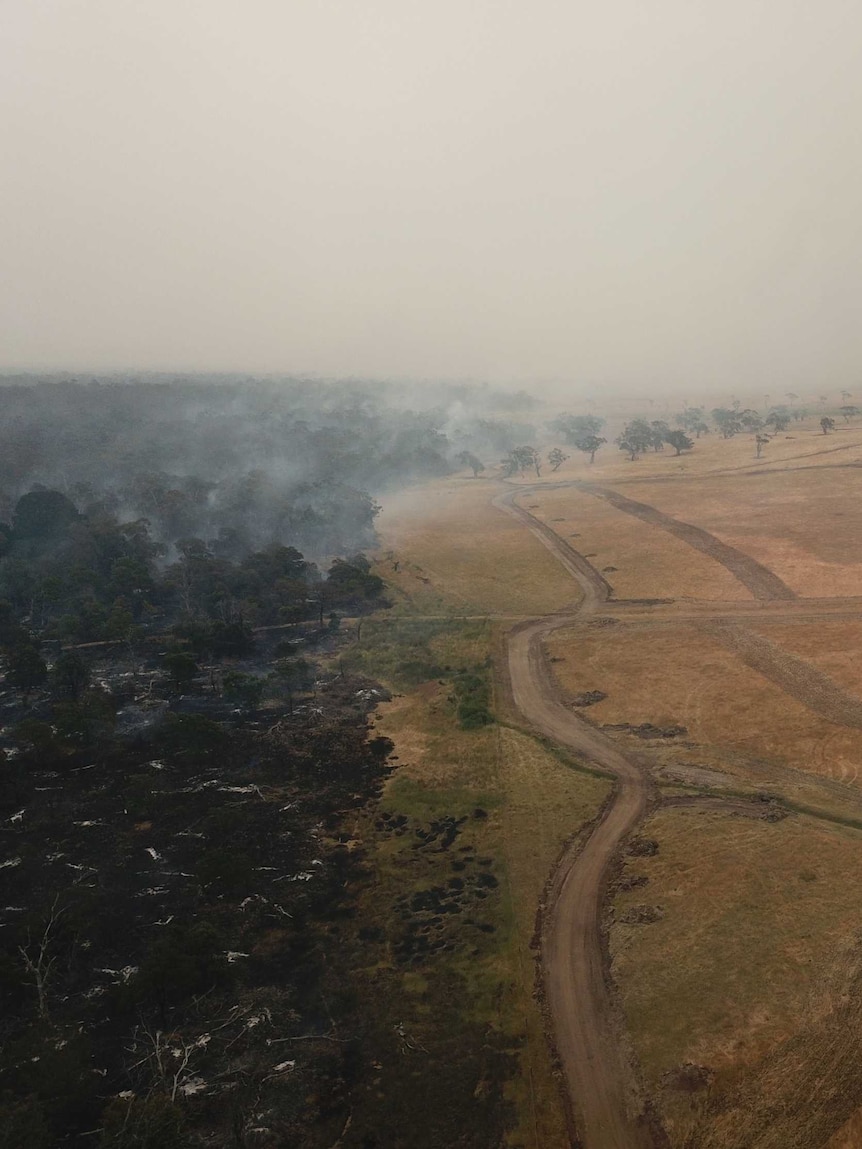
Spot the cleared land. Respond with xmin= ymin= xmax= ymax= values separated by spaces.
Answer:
xmin=614 ymin=464 xmax=862 ymax=598
xmin=371 ymin=420 xmax=862 ymax=1149
xmin=519 ymin=485 xmax=752 ymax=602
xmin=546 ymin=620 xmax=862 ymax=793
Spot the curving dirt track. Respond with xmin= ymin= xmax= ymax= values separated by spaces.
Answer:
xmin=496 ymin=488 xmax=663 ymax=1146
xmin=493 ymin=487 xmax=614 ymax=607
xmin=491 ymin=482 xmax=860 ymax=1149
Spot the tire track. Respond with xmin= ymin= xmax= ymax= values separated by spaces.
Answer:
xmin=703 ymin=621 xmax=862 ymax=729
xmin=579 ymin=484 xmax=796 ymax=602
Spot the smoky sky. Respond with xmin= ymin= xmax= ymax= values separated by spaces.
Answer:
xmin=3 ymin=1 xmax=862 ymax=389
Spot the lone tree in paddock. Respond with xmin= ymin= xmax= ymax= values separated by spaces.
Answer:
xmin=755 ymin=433 xmax=770 ymax=458
xmin=547 ymin=447 xmax=569 ymax=472
xmin=573 ymin=434 xmax=606 ymax=464
xmin=821 ymin=416 xmax=836 ymax=434
xmin=840 ymin=405 xmax=860 ymax=423
xmin=457 ymin=450 xmax=485 ymax=478
xmin=663 ymin=429 xmax=694 ymax=456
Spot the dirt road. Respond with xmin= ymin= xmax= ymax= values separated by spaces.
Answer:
xmin=492 ymin=482 xmax=860 ymax=1149
xmin=496 ymin=488 xmax=662 ymax=1146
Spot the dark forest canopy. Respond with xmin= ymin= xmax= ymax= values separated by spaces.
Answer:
xmin=0 ymin=374 xmax=537 ymax=559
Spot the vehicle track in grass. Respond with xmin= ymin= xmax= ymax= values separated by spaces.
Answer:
xmin=578 ymin=483 xmax=797 ymax=602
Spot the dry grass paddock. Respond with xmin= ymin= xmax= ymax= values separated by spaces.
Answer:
xmin=611 ymin=806 xmax=862 ymax=1147
xmin=520 ymin=486 xmax=752 ymax=601
xmin=374 ymin=475 xmax=579 ymax=616
xmin=546 ymin=620 xmax=862 ymax=797
xmin=620 ymin=463 xmax=862 ymax=598
xmin=751 ymin=619 xmax=862 ymax=695
xmin=368 ymin=422 xmax=862 ymax=1146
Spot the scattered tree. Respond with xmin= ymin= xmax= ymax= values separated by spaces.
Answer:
xmin=615 ymin=420 xmax=652 ymax=461
xmin=547 ymin=447 xmax=569 ymax=472
xmin=573 ymin=434 xmax=607 ymax=464
xmin=739 ymin=410 xmax=764 ymax=431
xmin=51 ymin=650 xmax=91 ymax=701
xmin=676 ymin=407 xmax=704 ymax=434
xmin=273 ymin=657 xmax=314 ymax=714
xmin=18 ymin=897 xmax=65 ymax=1022
xmin=163 ymin=652 xmax=199 ymax=693
xmin=755 ymin=434 xmax=770 ymax=458
xmin=821 ymin=416 xmax=836 ymax=434
xmin=503 ymin=446 xmax=541 ymax=477
xmin=649 ymin=420 xmax=671 ymax=451
xmin=663 ymin=430 xmax=694 ymax=456
xmin=765 ymin=410 xmax=791 ymax=433
xmin=222 ymin=670 xmax=264 ymax=712
xmin=711 ymin=408 xmax=744 ymax=438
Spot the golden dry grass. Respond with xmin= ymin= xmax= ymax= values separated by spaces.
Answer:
xmin=610 ymin=807 xmax=862 ymax=1145
xmin=751 ymin=619 xmax=862 ymax=696
xmin=521 ymin=486 xmax=751 ymax=601
xmin=546 ymin=620 xmax=862 ymax=798
xmin=369 ymin=431 xmax=862 ymax=1144
xmin=620 ymin=463 xmax=862 ymax=597
xmin=374 ymin=475 xmax=579 ymax=615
